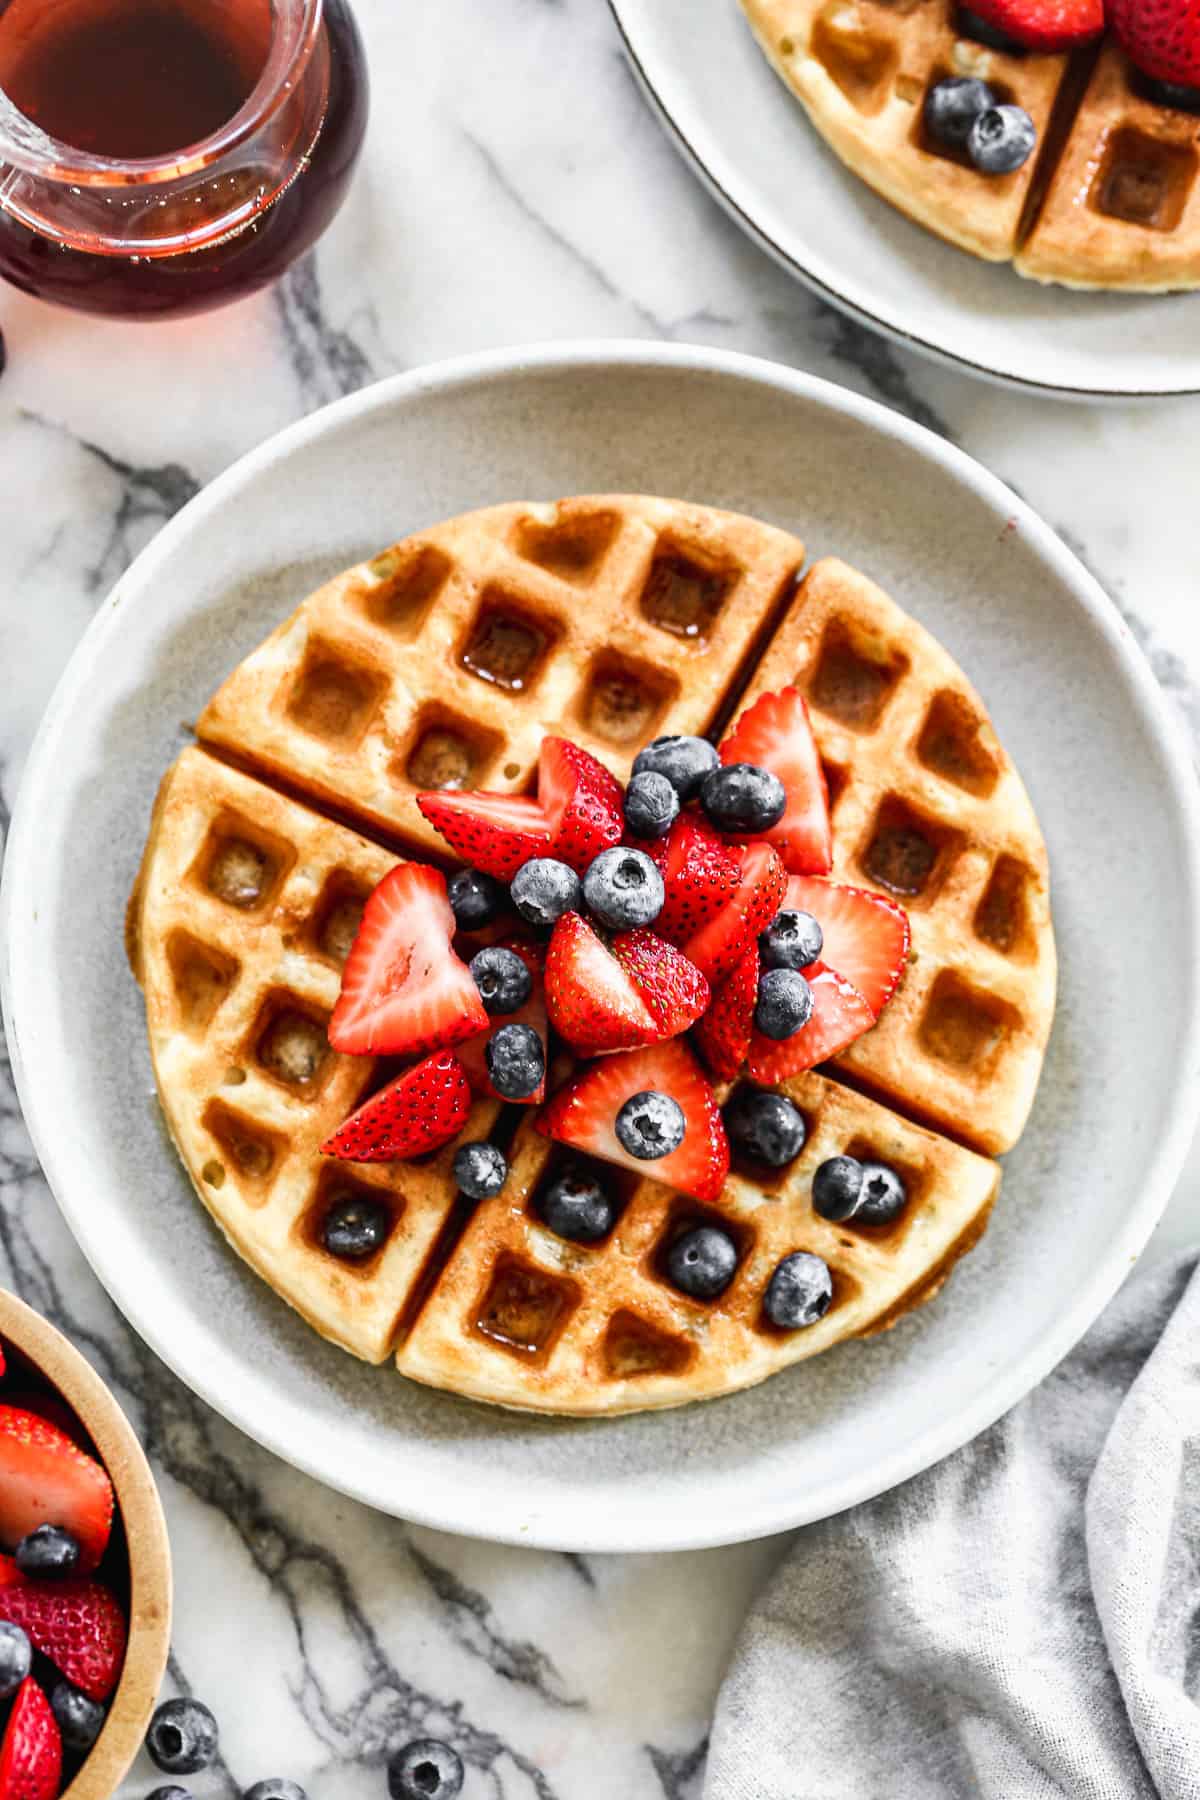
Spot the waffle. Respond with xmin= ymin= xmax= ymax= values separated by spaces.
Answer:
xmin=738 ymin=0 xmax=1200 ymax=290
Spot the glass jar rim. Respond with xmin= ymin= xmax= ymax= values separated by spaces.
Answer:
xmin=0 ymin=0 xmax=325 ymax=186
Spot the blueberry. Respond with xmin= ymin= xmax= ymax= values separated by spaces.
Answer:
xmin=764 ymin=1252 xmax=834 ymax=1330
xmin=50 ymin=1681 xmax=105 ymax=1752
xmin=0 ymin=1622 xmax=31 ymax=1700
xmin=754 ymin=968 xmax=814 ymax=1040
xmin=582 ymin=847 xmax=665 ymax=930
xmin=537 ymin=1163 xmax=616 ymax=1242
xmin=632 ymin=734 xmax=719 ymax=802
xmin=923 ymin=74 xmax=995 ymax=150
xmin=724 ymin=1088 xmax=807 ymax=1168
xmin=614 ymin=1090 xmax=685 ymax=1160
xmin=15 ymin=1524 xmax=79 ymax=1579
xmin=759 ymin=909 xmax=823 ymax=971
xmin=243 ymin=1783 xmax=307 ymax=1800
xmin=470 ymin=945 xmax=532 ymax=1015
xmin=146 ymin=1698 xmax=219 ymax=1775
xmin=447 ymin=868 xmax=507 ymax=932
xmin=147 ymin=1790 xmax=194 ymax=1800
xmin=666 ymin=1225 xmax=738 ymax=1300
xmin=623 ymin=771 xmax=680 ymax=840
xmin=1141 ymin=76 xmax=1200 ymax=115
xmin=811 ymin=1155 xmax=865 ymax=1222
xmin=968 ymin=103 xmax=1037 ymax=174
xmin=956 ymin=8 xmax=1020 ymax=51
xmin=485 ymin=1023 xmax=545 ymax=1099
xmin=855 ymin=1161 xmax=909 ymax=1225
xmin=700 ymin=763 xmax=787 ymax=835
xmin=388 ymin=1739 xmax=465 ymax=1800
xmin=321 ymin=1193 xmax=390 ymax=1261
xmin=453 ymin=1140 xmax=508 ymax=1200
xmin=511 ymin=857 xmax=582 ymax=927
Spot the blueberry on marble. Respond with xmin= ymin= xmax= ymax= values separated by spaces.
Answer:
xmin=724 ymin=1088 xmax=807 ymax=1168
xmin=243 ymin=1782 xmax=308 ymax=1800
xmin=632 ymin=734 xmax=719 ymax=802
xmin=321 ymin=1194 xmax=390 ymax=1261
xmin=147 ymin=1790 xmax=194 ymax=1800
xmin=50 ymin=1682 xmax=105 ymax=1752
xmin=700 ymin=763 xmax=787 ymax=835
xmin=759 ymin=909 xmax=823 ymax=972
xmin=388 ymin=1738 xmax=465 ymax=1800
xmin=811 ymin=1155 xmax=865 ymax=1223
xmin=614 ymin=1090 xmax=685 ymax=1160
xmin=923 ymin=75 xmax=995 ymax=149
xmin=511 ymin=856 xmax=581 ymax=926
xmin=764 ymin=1252 xmax=834 ymax=1330
xmin=0 ymin=1622 xmax=31 ymax=1700
xmin=855 ymin=1161 xmax=909 ymax=1225
xmin=582 ymin=847 xmax=664 ymax=929
xmin=485 ymin=1022 xmax=544 ymax=1099
xmin=623 ymin=770 xmax=680 ymax=840
xmin=146 ymin=1698 xmax=219 ymax=1775
xmin=537 ymin=1163 xmax=616 ymax=1242
xmin=447 ymin=867 xmax=507 ymax=932
xmin=665 ymin=1225 xmax=738 ymax=1300
xmin=754 ymin=968 xmax=814 ymax=1040
xmin=15 ymin=1524 xmax=79 ymax=1579
xmin=453 ymin=1140 xmax=508 ymax=1200
xmin=968 ymin=104 xmax=1037 ymax=174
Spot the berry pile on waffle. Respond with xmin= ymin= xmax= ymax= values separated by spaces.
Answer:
xmin=127 ymin=496 xmax=1055 ymax=1415
xmin=738 ymin=0 xmax=1200 ymax=290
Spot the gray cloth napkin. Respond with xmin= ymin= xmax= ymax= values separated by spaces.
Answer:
xmin=706 ymin=1250 xmax=1200 ymax=1800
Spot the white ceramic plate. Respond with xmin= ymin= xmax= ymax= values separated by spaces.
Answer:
xmin=609 ymin=0 xmax=1200 ymax=398
xmin=5 ymin=342 xmax=1200 ymax=1552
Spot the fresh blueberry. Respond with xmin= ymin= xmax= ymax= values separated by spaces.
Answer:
xmin=537 ymin=1164 xmax=616 ymax=1242
xmin=614 ymin=1090 xmax=685 ymax=1160
xmin=923 ymin=75 xmax=996 ymax=150
xmin=453 ymin=1141 xmax=508 ymax=1200
xmin=855 ymin=1161 xmax=909 ymax=1225
xmin=764 ymin=1252 xmax=834 ymax=1329
xmin=511 ymin=857 xmax=582 ymax=926
xmin=968 ymin=103 xmax=1037 ymax=174
xmin=956 ymin=8 xmax=1020 ymax=51
xmin=759 ymin=909 xmax=823 ymax=971
xmin=582 ymin=847 xmax=665 ymax=929
xmin=485 ymin=1023 xmax=545 ymax=1099
xmin=470 ymin=945 xmax=532 ymax=1015
xmin=147 ymin=1790 xmax=194 ymax=1800
xmin=623 ymin=771 xmax=680 ymax=840
xmin=724 ymin=1088 xmax=807 ymax=1168
xmin=666 ymin=1225 xmax=738 ymax=1299
xmin=146 ymin=1698 xmax=219 ymax=1775
xmin=0 ymin=1622 xmax=31 ymax=1700
xmin=321 ymin=1194 xmax=390 ymax=1261
xmin=632 ymin=734 xmax=719 ymax=802
xmin=811 ymin=1155 xmax=865 ymax=1222
xmin=15 ymin=1524 xmax=79 ymax=1579
xmin=447 ymin=868 xmax=507 ymax=932
xmin=1141 ymin=76 xmax=1200 ymax=115
xmin=243 ymin=1783 xmax=307 ymax=1800
xmin=388 ymin=1738 xmax=465 ymax=1800
xmin=754 ymin=968 xmax=814 ymax=1040
xmin=699 ymin=763 xmax=787 ymax=835
xmin=50 ymin=1682 xmax=105 ymax=1752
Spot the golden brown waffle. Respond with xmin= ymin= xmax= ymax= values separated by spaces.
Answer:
xmin=197 ymin=497 xmax=806 ymax=864
xmin=398 ymin=1078 xmax=998 ymax=1414
xmin=738 ymin=0 xmax=1200 ymax=290
xmin=736 ymin=557 xmax=1056 ymax=1158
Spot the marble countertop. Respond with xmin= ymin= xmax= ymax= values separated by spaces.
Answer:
xmin=1 ymin=2 xmax=1199 ymax=1795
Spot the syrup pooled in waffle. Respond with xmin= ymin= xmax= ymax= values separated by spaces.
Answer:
xmin=197 ymin=497 xmax=807 ymax=864
xmin=397 ymin=1078 xmax=998 ymax=1414
xmin=738 ymin=0 xmax=1200 ymax=290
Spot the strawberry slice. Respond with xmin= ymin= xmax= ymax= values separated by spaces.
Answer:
xmin=683 ymin=840 xmax=787 ymax=989
xmin=0 ymin=1407 xmax=113 ymax=1574
xmin=537 ymin=1040 xmax=729 ymax=1203
xmin=416 ymin=790 xmax=551 ymax=880
xmin=719 ymin=687 xmax=832 ymax=875
xmin=783 ymin=875 xmax=910 ymax=1020
xmin=970 ymin=0 xmax=1104 ymax=52
xmin=458 ymin=939 xmax=548 ymax=1104
xmin=746 ymin=962 xmax=875 ymax=1083
xmin=321 ymin=1052 xmax=472 ymax=1162
xmin=646 ymin=815 xmax=741 ymax=946
xmin=695 ymin=946 xmax=759 ymax=1081
xmin=0 ymin=1571 xmax=126 ymax=1703
xmin=545 ymin=913 xmax=658 ymax=1054
xmin=0 ymin=1678 xmax=62 ymax=1800
xmin=537 ymin=738 xmax=624 ymax=874
xmin=612 ymin=930 xmax=709 ymax=1040
xmin=328 ymin=864 xmax=488 ymax=1059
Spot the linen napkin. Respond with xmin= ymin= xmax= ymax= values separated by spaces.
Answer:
xmin=706 ymin=1250 xmax=1200 ymax=1800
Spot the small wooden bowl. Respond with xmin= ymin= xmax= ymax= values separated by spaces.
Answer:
xmin=0 ymin=1291 xmax=171 ymax=1800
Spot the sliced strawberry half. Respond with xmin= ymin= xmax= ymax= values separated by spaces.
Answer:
xmin=0 ymin=1407 xmax=113 ymax=1574
xmin=321 ymin=1052 xmax=472 ymax=1162
xmin=646 ymin=814 xmax=742 ymax=946
xmin=783 ymin=875 xmax=910 ymax=1020
xmin=0 ymin=1677 xmax=62 ymax=1800
xmin=683 ymin=840 xmax=787 ymax=989
xmin=328 ymin=864 xmax=488 ymax=1059
xmin=746 ymin=962 xmax=875 ymax=1084
xmin=416 ymin=790 xmax=551 ymax=880
xmin=612 ymin=930 xmax=709 ymax=1040
xmin=458 ymin=939 xmax=548 ymax=1104
xmin=537 ymin=1040 xmax=729 ymax=1204
xmin=0 ymin=1571 xmax=126 ymax=1703
xmin=970 ymin=0 xmax=1104 ymax=52
xmin=545 ymin=913 xmax=658 ymax=1054
xmin=719 ymin=687 xmax=832 ymax=875
xmin=538 ymin=738 xmax=624 ymax=874
xmin=695 ymin=945 xmax=759 ymax=1082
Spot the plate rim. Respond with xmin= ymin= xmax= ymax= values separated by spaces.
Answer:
xmin=606 ymin=0 xmax=1200 ymax=403
xmin=5 ymin=337 xmax=1200 ymax=1551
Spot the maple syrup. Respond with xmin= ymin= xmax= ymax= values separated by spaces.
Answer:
xmin=0 ymin=0 xmax=368 ymax=318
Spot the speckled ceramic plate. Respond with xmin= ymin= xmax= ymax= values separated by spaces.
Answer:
xmin=4 ymin=342 xmax=1200 ymax=1551
xmin=608 ymin=0 xmax=1200 ymax=399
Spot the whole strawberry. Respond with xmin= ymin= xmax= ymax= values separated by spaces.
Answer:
xmin=1110 ymin=0 xmax=1200 ymax=87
